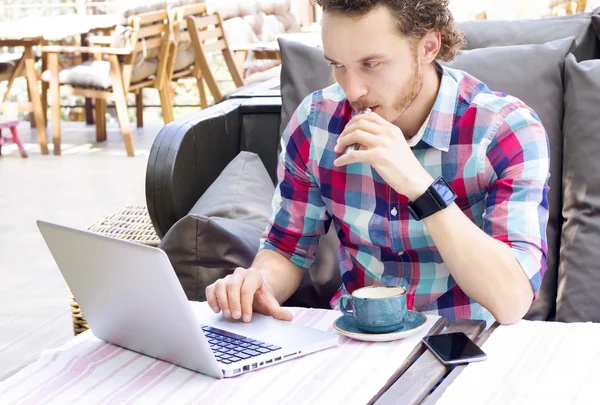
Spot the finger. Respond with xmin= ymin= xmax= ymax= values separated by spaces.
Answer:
xmin=350 ymin=111 xmax=389 ymax=126
xmin=205 ymin=283 xmax=220 ymax=313
xmin=267 ymin=295 xmax=293 ymax=322
xmin=214 ymin=278 xmax=231 ymax=317
xmin=226 ymin=271 xmax=246 ymax=320
xmin=335 ymin=129 xmax=379 ymax=153
xmin=333 ymin=149 xmax=371 ymax=167
xmin=341 ymin=117 xmax=384 ymax=138
xmin=239 ymin=271 xmax=264 ymax=322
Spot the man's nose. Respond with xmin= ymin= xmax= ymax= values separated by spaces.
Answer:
xmin=343 ymin=71 xmax=368 ymax=103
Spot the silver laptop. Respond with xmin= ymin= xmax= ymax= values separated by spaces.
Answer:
xmin=37 ymin=220 xmax=339 ymax=379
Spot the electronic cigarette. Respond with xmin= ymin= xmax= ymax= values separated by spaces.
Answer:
xmin=344 ymin=107 xmax=372 ymax=155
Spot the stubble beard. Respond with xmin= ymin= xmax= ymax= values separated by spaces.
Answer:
xmin=391 ymin=54 xmax=424 ymax=121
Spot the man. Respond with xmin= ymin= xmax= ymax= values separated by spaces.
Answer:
xmin=206 ymin=0 xmax=550 ymax=326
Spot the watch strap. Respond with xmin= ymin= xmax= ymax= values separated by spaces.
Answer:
xmin=407 ymin=176 xmax=456 ymax=220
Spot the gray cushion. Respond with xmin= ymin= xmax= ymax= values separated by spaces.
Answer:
xmin=40 ymin=59 xmax=156 ymax=89
xmin=458 ymin=16 xmax=598 ymax=61
xmin=0 ymin=52 xmax=20 ymax=70
xmin=41 ymin=61 xmax=112 ymax=89
xmin=555 ymin=55 xmax=600 ymax=322
xmin=159 ymin=151 xmax=275 ymax=301
xmin=159 ymin=149 xmax=341 ymax=307
xmin=278 ymin=37 xmax=342 ymax=306
xmin=173 ymin=41 xmax=196 ymax=73
xmin=0 ymin=54 xmax=20 ymax=82
xmin=592 ymin=14 xmax=600 ymax=42
xmin=278 ymin=37 xmax=335 ymax=136
xmin=444 ymin=37 xmax=574 ymax=321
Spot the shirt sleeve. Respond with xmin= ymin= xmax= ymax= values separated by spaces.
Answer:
xmin=480 ymin=106 xmax=550 ymax=298
xmin=259 ymin=94 xmax=331 ymax=269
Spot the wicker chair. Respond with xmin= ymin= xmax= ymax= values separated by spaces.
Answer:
xmin=70 ymin=205 xmax=160 ymax=335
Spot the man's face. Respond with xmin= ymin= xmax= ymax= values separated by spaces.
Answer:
xmin=321 ymin=6 xmax=423 ymax=123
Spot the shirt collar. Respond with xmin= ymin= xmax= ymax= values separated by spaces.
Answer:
xmin=415 ymin=63 xmax=460 ymax=152
xmin=406 ymin=112 xmax=431 ymax=147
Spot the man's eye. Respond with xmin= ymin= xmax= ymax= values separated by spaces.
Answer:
xmin=364 ymin=62 xmax=380 ymax=68
xmin=328 ymin=62 xmax=344 ymax=69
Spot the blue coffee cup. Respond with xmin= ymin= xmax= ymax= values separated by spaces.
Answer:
xmin=340 ymin=286 xmax=407 ymax=334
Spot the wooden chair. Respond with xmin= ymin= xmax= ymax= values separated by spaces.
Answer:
xmin=550 ymin=0 xmax=587 ymax=15
xmin=42 ymin=9 xmax=174 ymax=157
xmin=169 ymin=5 xmax=245 ymax=109
xmin=169 ymin=3 xmax=209 ymax=109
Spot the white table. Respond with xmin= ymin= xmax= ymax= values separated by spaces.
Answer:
xmin=0 ymin=304 xmax=442 ymax=404
xmin=0 ymin=15 xmax=122 ymax=42
xmin=436 ymin=319 xmax=600 ymax=404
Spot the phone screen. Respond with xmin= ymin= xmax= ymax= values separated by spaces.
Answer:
xmin=422 ymin=332 xmax=487 ymax=365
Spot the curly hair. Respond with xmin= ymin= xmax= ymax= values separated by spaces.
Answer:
xmin=314 ymin=0 xmax=466 ymax=62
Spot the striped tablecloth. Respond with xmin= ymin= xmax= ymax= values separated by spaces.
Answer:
xmin=0 ymin=303 xmax=439 ymax=405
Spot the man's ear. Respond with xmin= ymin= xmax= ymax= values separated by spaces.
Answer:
xmin=419 ymin=31 xmax=441 ymax=64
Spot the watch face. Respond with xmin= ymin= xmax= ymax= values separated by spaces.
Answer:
xmin=432 ymin=177 xmax=456 ymax=207
xmin=409 ymin=176 xmax=456 ymax=220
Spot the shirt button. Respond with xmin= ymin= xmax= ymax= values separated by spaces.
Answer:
xmin=391 ymin=207 xmax=398 ymax=216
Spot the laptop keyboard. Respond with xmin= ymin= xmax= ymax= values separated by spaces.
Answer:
xmin=201 ymin=325 xmax=281 ymax=365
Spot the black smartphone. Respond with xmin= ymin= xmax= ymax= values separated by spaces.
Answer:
xmin=422 ymin=332 xmax=487 ymax=365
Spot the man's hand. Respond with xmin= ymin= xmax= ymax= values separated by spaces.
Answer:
xmin=333 ymin=112 xmax=433 ymax=200
xmin=205 ymin=267 xmax=293 ymax=323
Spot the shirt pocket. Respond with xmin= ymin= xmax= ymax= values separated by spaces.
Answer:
xmin=403 ymin=210 xmax=435 ymax=252
xmin=325 ymin=196 xmax=384 ymax=247
xmin=401 ymin=196 xmax=485 ymax=252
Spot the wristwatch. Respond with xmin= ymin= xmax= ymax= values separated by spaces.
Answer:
xmin=407 ymin=176 xmax=457 ymax=221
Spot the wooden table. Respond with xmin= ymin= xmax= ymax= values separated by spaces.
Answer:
xmin=0 ymin=15 xmax=122 ymax=155
xmin=373 ymin=319 xmax=498 ymax=405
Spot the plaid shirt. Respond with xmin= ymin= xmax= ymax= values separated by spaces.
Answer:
xmin=260 ymin=65 xmax=550 ymax=324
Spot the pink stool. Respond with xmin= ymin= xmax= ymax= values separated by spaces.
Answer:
xmin=0 ymin=120 xmax=27 ymax=158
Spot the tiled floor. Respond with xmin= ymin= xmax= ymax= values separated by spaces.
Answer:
xmin=0 ymin=119 xmax=165 ymax=379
